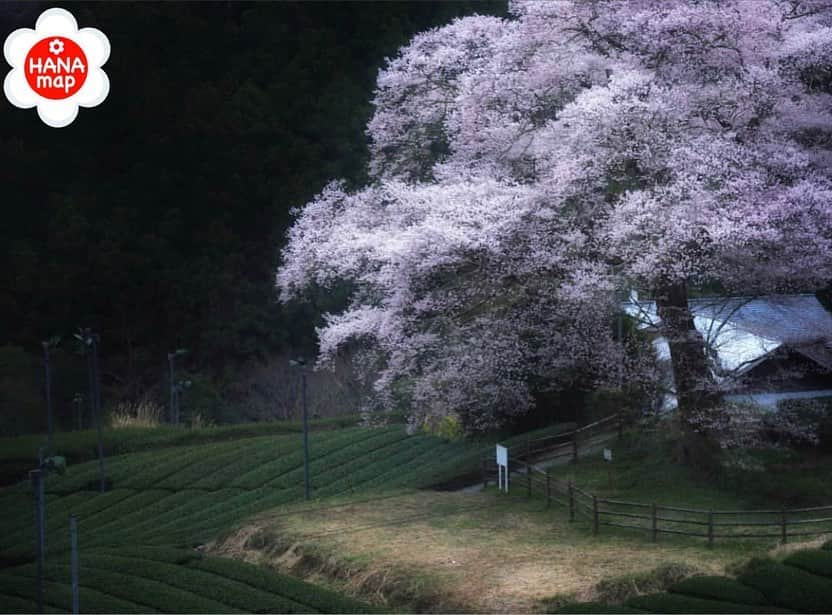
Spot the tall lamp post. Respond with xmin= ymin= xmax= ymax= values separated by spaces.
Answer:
xmin=289 ymin=357 xmax=310 ymax=500
xmin=174 ymin=379 xmax=192 ymax=426
xmin=73 ymin=393 xmax=84 ymax=431
xmin=29 ymin=454 xmax=66 ymax=614
xmin=167 ymin=349 xmax=188 ymax=425
xmin=75 ymin=329 xmax=105 ymax=493
xmin=41 ymin=337 xmax=60 ymax=456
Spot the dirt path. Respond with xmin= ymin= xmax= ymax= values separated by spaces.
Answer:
xmin=532 ymin=431 xmax=616 ymax=470
xmin=456 ymin=431 xmax=617 ymax=493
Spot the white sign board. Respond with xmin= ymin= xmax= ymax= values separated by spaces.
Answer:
xmin=603 ymin=448 xmax=613 ymax=462
xmin=496 ymin=444 xmax=509 ymax=493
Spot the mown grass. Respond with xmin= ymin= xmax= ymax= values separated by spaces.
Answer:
xmin=222 ymin=488 xmax=773 ymax=612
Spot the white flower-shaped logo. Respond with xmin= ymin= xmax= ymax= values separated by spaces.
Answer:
xmin=3 ymin=8 xmax=110 ymax=127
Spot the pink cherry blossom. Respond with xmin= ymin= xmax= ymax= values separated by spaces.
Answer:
xmin=279 ymin=1 xmax=832 ymax=437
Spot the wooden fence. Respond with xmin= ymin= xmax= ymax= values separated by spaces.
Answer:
xmin=482 ymin=415 xmax=832 ymax=546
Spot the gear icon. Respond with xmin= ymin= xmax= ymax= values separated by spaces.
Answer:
xmin=48 ymin=39 xmax=64 ymax=55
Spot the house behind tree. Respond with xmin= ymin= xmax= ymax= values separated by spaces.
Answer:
xmin=624 ymin=294 xmax=832 ymax=410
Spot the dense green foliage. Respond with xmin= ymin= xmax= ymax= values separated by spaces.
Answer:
xmin=0 ymin=423 xmax=486 ymax=612
xmin=0 ymin=1 xmax=505 ymax=435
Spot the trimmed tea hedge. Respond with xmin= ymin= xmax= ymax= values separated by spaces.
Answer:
xmin=11 ymin=563 xmax=238 ymax=613
xmin=785 ymin=549 xmax=832 ymax=579
xmin=0 ymin=593 xmax=50 ymax=614
xmin=553 ymin=602 xmax=647 ymax=613
xmin=739 ymin=560 xmax=832 ymax=613
xmin=0 ymin=423 xmax=487 ymax=613
xmin=89 ymin=545 xmax=201 ymax=565
xmin=668 ymin=575 xmax=768 ymax=606
xmin=626 ymin=592 xmax=790 ymax=613
xmin=192 ymin=556 xmax=377 ymax=613
xmin=78 ymin=553 xmax=313 ymax=613
xmin=0 ymin=572 xmax=147 ymax=613
xmin=0 ymin=415 xmax=374 ymax=481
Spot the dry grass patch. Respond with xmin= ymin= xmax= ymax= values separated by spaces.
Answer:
xmin=108 ymin=400 xmax=164 ymax=428
xmin=208 ymin=489 xmax=794 ymax=612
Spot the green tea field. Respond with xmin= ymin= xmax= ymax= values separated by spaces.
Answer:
xmin=0 ymin=424 xmax=483 ymax=613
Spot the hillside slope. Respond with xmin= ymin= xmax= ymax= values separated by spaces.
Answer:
xmin=0 ymin=424 xmax=482 ymax=612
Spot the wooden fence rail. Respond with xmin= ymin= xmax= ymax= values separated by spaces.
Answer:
xmin=481 ymin=415 xmax=832 ymax=546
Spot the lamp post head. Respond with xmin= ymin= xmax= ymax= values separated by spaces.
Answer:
xmin=42 ymin=336 xmax=61 ymax=351
xmin=74 ymin=328 xmax=96 ymax=348
xmin=289 ymin=357 xmax=307 ymax=368
xmin=41 ymin=455 xmax=66 ymax=476
xmin=168 ymin=348 xmax=188 ymax=362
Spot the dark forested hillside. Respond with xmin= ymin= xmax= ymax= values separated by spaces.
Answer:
xmin=0 ymin=1 xmax=505 ymax=434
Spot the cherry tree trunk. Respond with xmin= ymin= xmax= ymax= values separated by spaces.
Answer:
xmin=655 ymin=281 xmax=721 ymax=469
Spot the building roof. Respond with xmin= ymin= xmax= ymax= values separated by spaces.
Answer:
xmin=623 ymin=294 xmax=832 ymax=377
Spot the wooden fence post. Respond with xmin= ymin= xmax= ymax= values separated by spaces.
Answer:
xmin=707 ymin=510 xmax=714 ymax=547
xmin=781 ymin=507 xmax=788 ymax=544
xmin=572 ymin=431 xmax=579 ymax=463
xmin=568 ymin=481 xmax=575 ymax=522
xmin=651 ymin=503 xmax=658 ymax=542
xmin=617 ymin=415 xmax=623 ymax=441
xmin=593 ymin=495 xmax=599 ymax=536
xmin=526 ymin=463 xmax=532 ymax=498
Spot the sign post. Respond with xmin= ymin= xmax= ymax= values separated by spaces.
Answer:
xmin=496 ymin=444 xmax=509 ymax=493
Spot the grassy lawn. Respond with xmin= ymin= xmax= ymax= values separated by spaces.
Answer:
xmin=207 ymin=489 xmax=786 ymax=613
xmin=548 ymin=431 xmax=832 ymax=510
xmin=547 ymin=436 xmax=754 ymax=512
